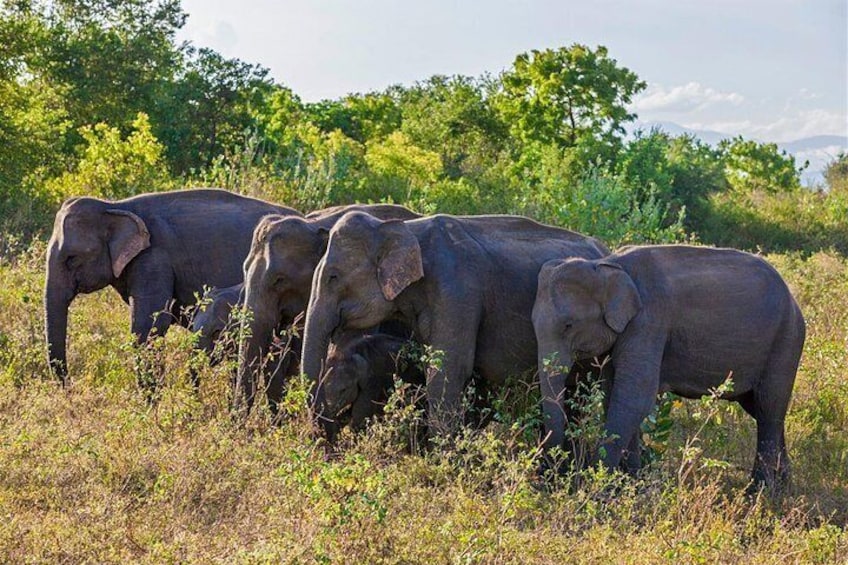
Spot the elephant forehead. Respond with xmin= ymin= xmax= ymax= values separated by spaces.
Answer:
xmin=325 ymin=232 xmax=372 ymax=259
xmin=57 ymin=216 xmax=100 ymax=252
xmin=270 ymin=225 xmax=317 ymax=250
xmin=333 ymin=211 xmax=381 ymax=235
xmin=254 ymin=215 xmax=291 ymax=243
xmin=557 ymin=290 xmax=601 ymax=320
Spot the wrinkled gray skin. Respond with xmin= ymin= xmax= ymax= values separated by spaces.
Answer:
xmin=190 ymin=283 xmax=244 ymax=362
xmin=532 ymin=245 xmax=806 ymax=489
xmin=237 ymin=204 xmax=420 ymax=410
xmin=316 ymin=331 xmax=424 ymax=441
xmin=301 ymin=211 xmax=609 ymax=437
xmin=45 ymin=189 xmax=299 ymax=382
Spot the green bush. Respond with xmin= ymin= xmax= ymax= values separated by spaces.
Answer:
xmin=45 ymin=112 xmax=173 ymax=201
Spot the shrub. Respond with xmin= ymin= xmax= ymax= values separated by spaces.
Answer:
xmin=44 ymin=112 xmax=173 ymax=201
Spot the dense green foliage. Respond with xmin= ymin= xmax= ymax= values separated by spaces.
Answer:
xmin=1 ymin=1 xmax=847 ymax=560
xmin=3 ymin=0 xmax=845 ymax=253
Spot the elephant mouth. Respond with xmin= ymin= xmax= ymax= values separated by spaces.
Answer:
xmin=322 ymin=402 xmax=353 ymax=429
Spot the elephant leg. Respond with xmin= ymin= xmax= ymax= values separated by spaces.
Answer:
xmin=601 ymin=354 xmax=661 ymax=471
xmin=596 ymin=362 xmax=641 ymax=474
xmin=265 ymin=351 xmax=295 ymax=417
xmin=129 ymin=282 xmax=175 ymax=396
xmin=426 ymin=362 xmax=472 ymax=439
xmin=621 ymin=433 xmax=643 ymax=475
xmin=415 ymin=302 xmax=479 ymax=439
xmin=739 ymin=392 xmax=791 ymax=491
xmin=424 ymin=331 xmax=477 ymax=439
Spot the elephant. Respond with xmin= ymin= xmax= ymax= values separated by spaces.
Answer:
xmin=236 ymin=203 xmax=420 ymax=410
xmin=45 ymin=188 xmax=300 ymax=382
xmin=531 ymin=244 xmax=806 ymax=489
xmin=190 ymin=283 xmax=243 ymax=362
xmin=314 ymin=331 xmax=425 ymax=441
xmin=300 ymin=211 xmax=610 ymax=438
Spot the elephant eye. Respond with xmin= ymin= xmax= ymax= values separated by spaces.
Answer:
xmin=65 ymin=255 xmax=78 ymax=268
xmin=563 ymin=323 xmax=574 ymax=332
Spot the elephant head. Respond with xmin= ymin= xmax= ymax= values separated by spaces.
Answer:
xmin=45 ymin=197 xmax=150 ymax=380
xmin=312 ymin=331 xmax=422 ymax=441
xmin=237 ymin=215 xmax=330 ymax=404
xmin=313 ymin=335 xmax=372 ymax=431
xmin=532 ymin=258 xmax=641 ymax=450
xmin=191 ymin=283 xmax=243 ymax=360
xmin=301 ymin=212 xmax=423 ymax=386
xmin=533 ymin=258 xmax=642 ymax=370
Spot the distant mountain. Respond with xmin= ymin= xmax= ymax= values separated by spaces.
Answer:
xmin=630 ymin=121 xmax=847 ymax=187
xmin=778 ymin=135 xmax=847 ymax=153
xmin=630 ymin=121 xmax=733 ymax=146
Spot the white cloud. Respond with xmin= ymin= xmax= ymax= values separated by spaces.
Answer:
xmin=633 ymin=82 xmax=745 ymax=113
xmin=185 ymin=20 xmax=238 ymax=52
xmin=798 ymin=88 xmax=820 ymax=101
xmin=685 ymin=109 xmax=848 ymax=142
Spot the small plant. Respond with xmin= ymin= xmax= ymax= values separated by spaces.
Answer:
xmin=676 ymin=375 xmax=735 ymax=488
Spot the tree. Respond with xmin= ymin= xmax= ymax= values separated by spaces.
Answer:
xmin=719 ymin=136 xmax=805 ymax=193
xmin=303 ymin=92 xmax=402 ymax=143
xmin=618 ymin=130 xmax=728 ymax=230
xmin=8 ymin=0 xmax=186 ymax=136
xmin=155 ymin=46 xmax=273 ymax=173
xmin=824 ymin=152 xmax=848 ymax=193
xmin=495 ymin=45 xmax=645 ymax=160
xmin=398 ymin=75 xmax=508 ymax=179
xmin=45 ymin=112 xmax=172 ymax=200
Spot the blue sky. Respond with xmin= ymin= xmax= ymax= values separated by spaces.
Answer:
xmin=178 ymin=0 xmax=846 ymax=145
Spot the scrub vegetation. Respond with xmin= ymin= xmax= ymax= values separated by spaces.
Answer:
xmin=1 ymin=1 xmax=846 ymax=561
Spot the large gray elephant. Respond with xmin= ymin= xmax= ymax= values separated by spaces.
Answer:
xmin=45 ymin=189 xmax=299 ymax=382
xmin=237 ymin=204 xmax=421 ymax=409
xmin=301 ymin=212 xmax=609 ymax=437
xmin=316 ymin=331 xmax=425 ymax=441
xmin=531 ymin=245 xmax=806 ymax=489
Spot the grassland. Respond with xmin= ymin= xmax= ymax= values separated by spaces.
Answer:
xmin=0 ymin=239 xmax=846 ymax=563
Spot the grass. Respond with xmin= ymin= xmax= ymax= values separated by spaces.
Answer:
xmin=1 ymin=240 xmax=846 ymax=563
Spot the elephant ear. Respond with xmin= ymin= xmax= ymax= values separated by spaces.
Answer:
xmin=106 ymin=209 xmax=151 ymax=278
xmin=377 ymin=220 xmax=423 ymax=301
xmin=316 ymin=226 xmax=331 ymax=255
xmin=600 ymin=262 xmax=642 ymax=333
xmin=351 ymin=352 xmax=369 ymax=385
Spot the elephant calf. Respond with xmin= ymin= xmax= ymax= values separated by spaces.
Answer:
xmin=190 ymin=283 xmax=243 ymax=362
xmin=532 ymin=245 xmax=806 ymax=489
xmin=315 ymin=331 xmax=425 ymax=441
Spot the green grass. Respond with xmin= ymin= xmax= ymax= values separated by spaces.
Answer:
xmin=1 ymin=241 xmax=846 ymax=563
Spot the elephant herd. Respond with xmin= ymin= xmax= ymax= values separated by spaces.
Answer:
xmin=44 ymin=188 xmax=806 ymax=490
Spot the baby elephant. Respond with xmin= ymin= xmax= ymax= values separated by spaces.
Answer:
xmin=313 ymin=332 xmax=425 ymax=441
xmin=532 ymin=245 xmax=805 ymax=490
xmin=191 ymin=283 xmax=244 ymax=362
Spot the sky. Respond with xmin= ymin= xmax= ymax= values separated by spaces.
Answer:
xmin=177 ymin=0 xmax=847 ymax=147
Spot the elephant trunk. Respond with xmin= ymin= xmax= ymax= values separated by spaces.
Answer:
xmin=44 ymin=247 xmax=74 ymax=383
xmin=537 ymin=339 xmax=572 ymax=453
xmin=309 ymin=377 xmax=340 ymax=441
xmin=235 ymin=298 xmax=278 ymax=412
xmin=300 ymin=295 xmax=340 ymax=395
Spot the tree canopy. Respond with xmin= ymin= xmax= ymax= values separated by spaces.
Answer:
xmin=2 ymin=1 xmax=842 ymax=254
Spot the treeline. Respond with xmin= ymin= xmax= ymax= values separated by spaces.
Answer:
xmin=2 ymin=0 xmax=846 ymax=253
